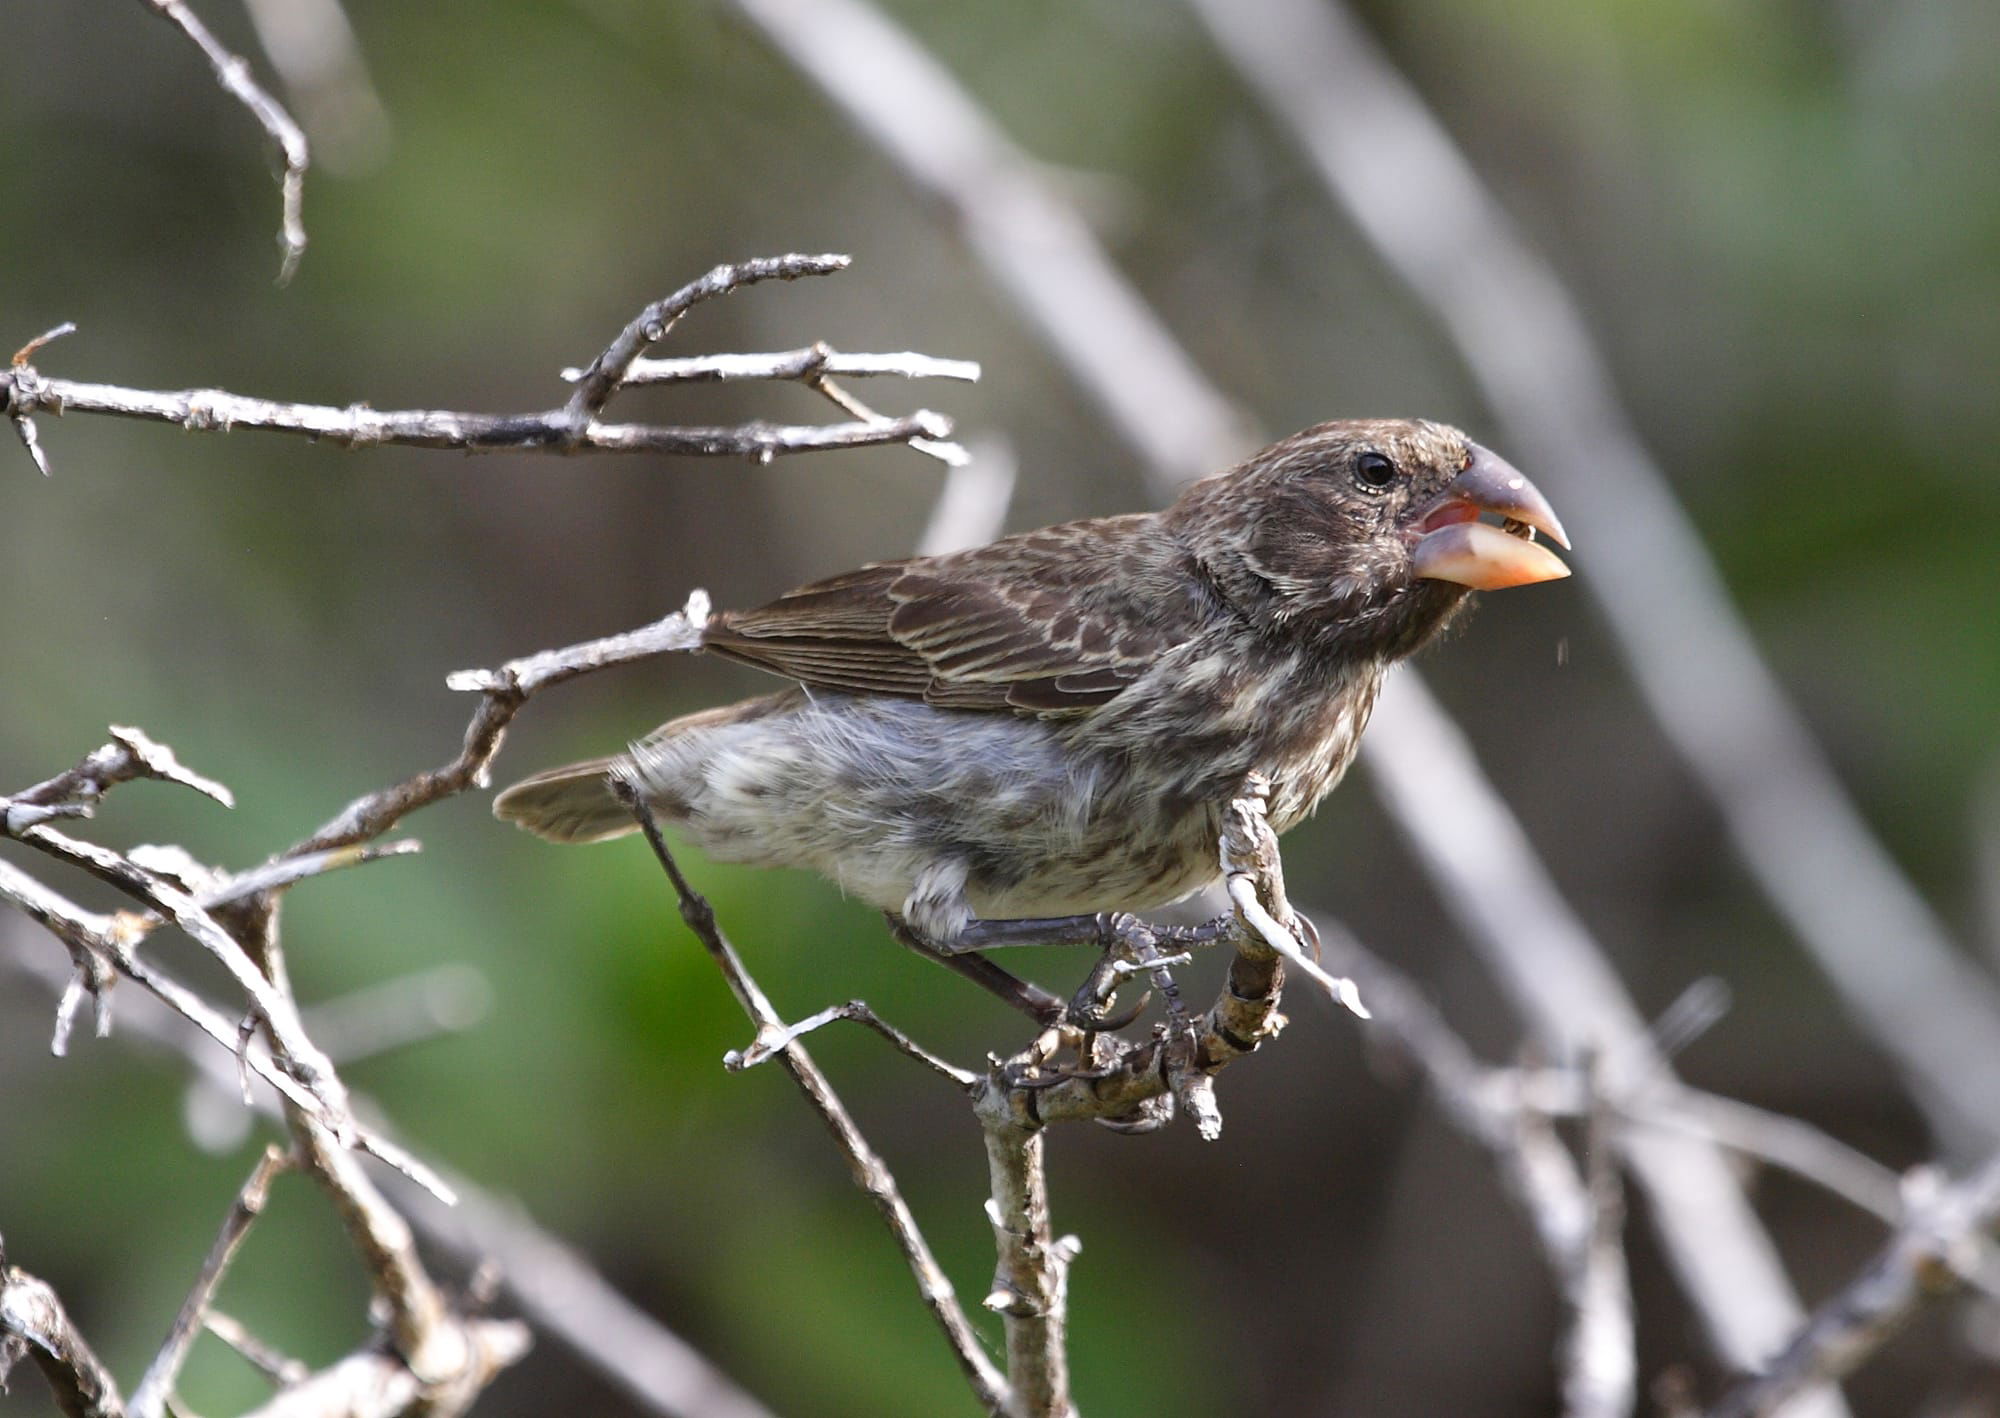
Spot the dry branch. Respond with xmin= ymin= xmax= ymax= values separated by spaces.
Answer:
xmin=1 ymin=249 xmax=954 ymax=1410
xmin=0 ymin=255 xmax=964 ymax=479
xmin=0 ymin=1247 xmax=124 ymax=1418
xmin=1 ymin=932 xmax=781 ymax=1418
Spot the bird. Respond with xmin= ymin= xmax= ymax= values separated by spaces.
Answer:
xmin=494 ymin=419 xmax=1568 ymax=1016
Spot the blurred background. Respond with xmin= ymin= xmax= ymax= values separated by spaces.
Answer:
xmin=3 ymin=1 xmax=1998 ymax=1414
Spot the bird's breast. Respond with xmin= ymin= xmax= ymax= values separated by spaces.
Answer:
xmin=1249 ymin=658 xmax=1385 ymax=833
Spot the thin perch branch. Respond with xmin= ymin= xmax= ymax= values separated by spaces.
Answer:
xmin=615 ymin=780 xmax=1011 ymax=1415
xmin=975 ymin=1117 xmax=1075 ymax=1418
xmin=586 ymin=346 xmax=981 ymax=387
xmin=129 ymin=1146 xmax=293 ymax=1418
xmin=0 ymin=372 xmax=945 ymax=461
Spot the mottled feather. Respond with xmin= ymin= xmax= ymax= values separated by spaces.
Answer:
xmin=701 ymin=515 xmax=1215 ymax=714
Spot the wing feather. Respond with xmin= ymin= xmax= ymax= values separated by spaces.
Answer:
xmin=701 ymin=515 xmax=1213 ymax=715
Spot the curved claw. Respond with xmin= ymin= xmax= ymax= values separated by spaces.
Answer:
xmin=1295 ymin=911 xmax=1322 ymax=962
xmin=1068 ymin=989 xmax=1151 ymax=1032
xmin=1095 ymin=1095 xmax=1175 ymax=1133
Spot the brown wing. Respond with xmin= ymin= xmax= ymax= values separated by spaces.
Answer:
xmin=701 ymin=515 xmax=1212 ymax=714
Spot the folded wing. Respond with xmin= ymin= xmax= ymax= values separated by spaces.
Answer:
xmin=702 ymin=515 xmax=1212 ymax=715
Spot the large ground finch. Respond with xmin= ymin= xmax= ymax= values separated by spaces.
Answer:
xmin=496 ymin=419 xmax=1567 ymax=981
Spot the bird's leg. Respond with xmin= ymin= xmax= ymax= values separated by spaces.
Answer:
xmin=894 ymin=909 xmax=1241 ymax=1030
xmin=884 ymin=916 xmax=1068 ymax=1026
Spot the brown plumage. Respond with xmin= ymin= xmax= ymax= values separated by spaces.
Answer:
xmin=495 ymin=419 xmax=1568 ymax=948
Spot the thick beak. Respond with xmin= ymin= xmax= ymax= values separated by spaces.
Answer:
xmin=1410 ymin=443 xmax=1571 ymax=590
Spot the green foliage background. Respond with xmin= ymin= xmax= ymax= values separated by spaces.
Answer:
xmin=3 ymin=2 xmax=1997 ymax=1414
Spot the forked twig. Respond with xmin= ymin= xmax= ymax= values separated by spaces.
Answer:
xmin=129 ymin=1146 xmax=294 ymax=1418
xmin=1 ymin=256 xmax=964 ymax=478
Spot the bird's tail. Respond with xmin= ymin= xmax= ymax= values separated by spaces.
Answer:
xmin=491 ymin=757 xmax=637 ymax=843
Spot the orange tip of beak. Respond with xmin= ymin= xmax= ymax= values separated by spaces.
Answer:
xmin=1412 ymin=521 xmax=1571 ymax=590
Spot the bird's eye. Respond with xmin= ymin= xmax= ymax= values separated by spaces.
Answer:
xmin=1354 ymin=451 xmax=1396 ymax=491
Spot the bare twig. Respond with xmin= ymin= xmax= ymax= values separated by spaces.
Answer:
xmin=564 ymin=254 xmax=840 ymax=420
xmin=725 ymin=999 xmax=978 ymax=1086
xmin=1222 ymin=793 xmax=1367 ymax=1022
xmin=800 ymin=361 xmax=967 ymax=466
xmin=0 ymin=369 xmax=945 ymax=463
xmin=279 ymin=588 xmax=709 ymax=865
xmin=1565 ymin=1062 xmax=1637 ymax=1418
xmin=568 ymin=267 xmax=981 ymax=465
xmin=2 ymin=931 xmax=781 ymax=1418
xmin=129 ymin=1146 xmax=293 ymax=1418
xmin=1708 ymin=1150 xmax=2000 ymax=1418
xmin=586 ymin=346 xmax=981 ymax=387
xmin=8 ymin=322 xmax=76 ymax=476
xmin=0 ymin=255 xmax=965 ymax=476
xmin=1184 ymin=0 xmax=2000 ymax=1155
xmin=137 ymin=0 xmax=310 ymax=280
xmin=203 ymin=1309 xmax=310 ymax=1387
xmin=5 ymin=725 xmax=235 ymax=832
xmin=615 ymin=780 xmax=1011 ymax=1415
xmin=0 ymin=1248 xmax=124 ymax=1418
xmin=197 ymin=840 xmax=422 ymax=908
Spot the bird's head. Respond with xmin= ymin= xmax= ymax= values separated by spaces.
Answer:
xmin=1166 ymin=419 xmax=1570 ymax=659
